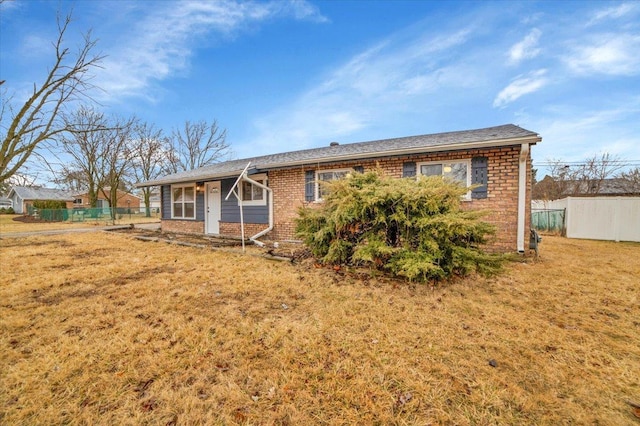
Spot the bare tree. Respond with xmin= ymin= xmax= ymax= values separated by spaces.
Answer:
xmin=98 ymin=116 xmax=137 ymax=221
xmin=0 ymin=12 xmax=103 ymax=183
xmin=574 ymin=153 xmax=626 ymax=194
xmin=617 ymin=167 xmax=640 ymax=194
xmin=166 ymin=119 xmax=231 ymax=173
xmin=130 ymin=122 xmax=168 ymax=216
xmin=0 ymin=169 xmax=39 ymax=195
xmin=57 ymin=108 xmax=137 ymax=221
xmin=57 ymin=107 xmax=107 ymax=207
xmin=53 ymin=169 xmax=89 ymax=192
xmin=538 ymin=152 xmax=627 ymax=199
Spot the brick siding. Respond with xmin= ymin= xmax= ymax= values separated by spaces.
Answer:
xmin=267 ymin=145 xmax=531 ymax=251
xmin=162 ymin=219 xmax=204 ymax=234
xmin=160 ymin=145 xmax=533 ymax=252
xmin=219 ymin=222 xmax=270 ymax=238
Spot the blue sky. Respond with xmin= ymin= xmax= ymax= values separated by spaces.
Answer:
xmin=1 ymin=0 xmax=640 ymax=182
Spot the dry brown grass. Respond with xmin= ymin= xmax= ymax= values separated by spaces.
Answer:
xmin=0 ymin=214 xmax=159 ymax=234
xmin=1 ymin=232 xmax=639 ymax=425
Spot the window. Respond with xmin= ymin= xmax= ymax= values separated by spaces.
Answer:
xmin=73 ymin=198 xmax=83 ymax=205
xmin=418 ymin=160 xmax=471 ymax=198
xmin=172 ymin=185 xmax=195 ymax=219
xmin=316 ymin=169 xmax=351 ymax=200
xmin=239 ymin=174 xmax=267 ymax=206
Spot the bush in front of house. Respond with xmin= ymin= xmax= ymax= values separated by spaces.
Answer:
xmin=0 ymin=207 xmax=14 ymax=214
xmin=32 ymin=200 xmax=67 ymax=210
xmin=295 ymin=169 xmax=503 ymax=283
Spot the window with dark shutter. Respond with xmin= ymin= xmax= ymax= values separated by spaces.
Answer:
xmin=402 ymin=162 xmax=416 ymax=178
xmin=471 ymin=156 xmax=488 ymax=199
xmin=305 ymin=170 xmax=315 ymax=202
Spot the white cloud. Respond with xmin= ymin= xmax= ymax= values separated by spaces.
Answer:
xmin=522 ymin=97 xmax=640 ymax=168
xmin=96 ymin=0 xmax=327 ymax=101
xmin=0 ymin=0 xmax=19 ymax=13
xmin=508 ymin=28 xmax=541 ymax=65
xmin=565 ymin=34 xmax=640 ymax=76
xmin=589 ymin=2 xmax=638 ymax=24
xmin=493 ymin=69 xmax=548 ymax=108
xmin=243 ymin=27 xmax=478 ymax=153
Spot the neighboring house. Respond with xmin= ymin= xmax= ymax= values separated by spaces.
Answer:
xmin=533 ymin=176 xmax=640 ymax=200
xmin=140 ymin=190 xmax=162 ymax=213
xmin=0 ymin=197 xmax=13 ymax=209
xmin=68 ymin=188 xmax=142 ymax=211
xmin=7 ymin=186 xmax=74 ymax=214
xmin=138 ymin=124 xmax=541 ymax=252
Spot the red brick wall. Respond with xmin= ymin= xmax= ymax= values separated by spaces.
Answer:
xmin=219 ymin=222 xmax=269 ymax=238
xmin=162 ymin=220 xmax=204 ymax=234
xmin=267 ymin=145 xmax=532 ymax=251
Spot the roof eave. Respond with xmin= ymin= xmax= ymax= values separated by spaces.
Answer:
xmin=137 ymin=134 xmax=540 ymax=187
xmin=260 ymin=134 xmax=541 ymax=171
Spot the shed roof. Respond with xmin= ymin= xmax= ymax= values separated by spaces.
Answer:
xmin=138 ymin=124 xmax=540 ymax=187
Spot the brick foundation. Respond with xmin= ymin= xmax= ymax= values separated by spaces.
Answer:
xmin=161 ymin=219 xmax=204 ymax=234
xmin=219 ymin=222 xmax=271 ymax=238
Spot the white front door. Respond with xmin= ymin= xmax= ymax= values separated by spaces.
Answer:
xmin=206 ymin=182 xmax=221 ymax=234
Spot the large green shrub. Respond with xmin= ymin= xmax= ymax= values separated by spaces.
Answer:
xmin=32 ymin=200 xmax=67 ymax=210
xmin=295 ymin=169 xmax=503 ymax=282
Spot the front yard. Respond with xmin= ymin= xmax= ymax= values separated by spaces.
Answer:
xmin=0 ymin=214 xmax=160 ymax=234
xmin=0 ymin=232 xmax=638 ymax=424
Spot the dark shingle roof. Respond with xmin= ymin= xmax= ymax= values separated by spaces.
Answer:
xmin=139 ymin=124 xmax=540 ymax=186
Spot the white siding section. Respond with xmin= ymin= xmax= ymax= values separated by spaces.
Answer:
xmin=535 ymin=197 xmax=640 ymax=242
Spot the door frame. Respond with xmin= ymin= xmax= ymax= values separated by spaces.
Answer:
xmin=205 ymin=181 xmax=221 ymax=235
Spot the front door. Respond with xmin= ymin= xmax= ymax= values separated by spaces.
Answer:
xmin=206 ymin=182 xmax=221 ymax=234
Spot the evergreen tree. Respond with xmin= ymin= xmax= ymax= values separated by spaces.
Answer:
xmin=296 ymin=169 xmax=503 ymax=282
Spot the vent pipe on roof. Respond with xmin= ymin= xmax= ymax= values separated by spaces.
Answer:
xmin=329 ymin=141 xmax=339 ymax=147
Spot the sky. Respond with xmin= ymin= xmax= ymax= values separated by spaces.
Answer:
xmin=1 ymin=0 xmax=640 ymax=184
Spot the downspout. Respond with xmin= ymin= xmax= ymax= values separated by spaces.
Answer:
xmin=517 ymin=143 xmax=530 ymax=253
xmin=241 ymin=175 xmax=273 ymax=247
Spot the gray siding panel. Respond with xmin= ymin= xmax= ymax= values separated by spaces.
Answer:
xmin=220 ymin=178 xmax=269 ymax=224
xmin=161 ymin=185 xmax=171 ymax=219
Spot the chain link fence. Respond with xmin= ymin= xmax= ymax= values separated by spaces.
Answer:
xmin=26 ymin=206 xmax=159 ymax=223
xmin=531 ymin=208 xmax=566 ymax=235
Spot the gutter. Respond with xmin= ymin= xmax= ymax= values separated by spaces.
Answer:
xmin=517 ymin=143 xmax=530 ymax=253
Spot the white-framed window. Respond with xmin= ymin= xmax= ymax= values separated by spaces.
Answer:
xmin=239 ymin=174 xmax=268 ymax=206
xmin=316 ymin=168 xmax=351 ymax=201
xmin=418 ymin=160 xmax=471 ymax=199
xmin=73 ymin=198 xmax=83 ymax=205
xmin=172 ymin=185 xmax=196 ymax=219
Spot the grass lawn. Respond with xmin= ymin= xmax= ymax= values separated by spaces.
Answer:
xmin=0 ymin=232 xmax=638 ymax=425
xmin=0 ymin=214 xmax=160 ymax=234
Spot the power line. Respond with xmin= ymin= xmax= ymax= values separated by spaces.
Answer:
xmin=533 ymin=160 xmax=640 ymax=166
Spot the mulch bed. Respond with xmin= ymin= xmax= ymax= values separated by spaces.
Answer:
xmin=12 ymin=215 xmax=50 ymax=223
xmin=111 ymin=227 xmax=310 ymax=262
